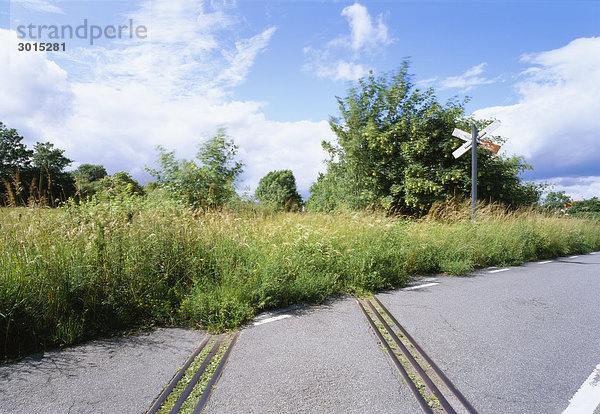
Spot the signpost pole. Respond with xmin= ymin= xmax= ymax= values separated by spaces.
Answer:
xmin=471 ymin=124 xmax=478 ymax=220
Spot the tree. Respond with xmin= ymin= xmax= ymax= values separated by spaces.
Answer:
xmin=307 ymin=63 xmax=542 ymax=214
xmin=72 ymin=164 xmax=108 ymax=199
xmin=97 ymin=171 xmax=144 ymax=197
xmin=32 ymin=142 xmax=73 ymax=173
xmin=0 ymin=122 xmax=33 ymax=179
xmin=569 ymin=197 xmax=600 ymax=215
xmin=255 ymin=170 xmax=303 ymax=211
xmin=30 ymin=142 xmax=75 ymax=206
xmin=148 ymin=128 xmax=244 ymax=208
xmin=73 ymin=163 xmax=107 ymax=183
xmin=541 ymin=190 xmax=572 ymax=212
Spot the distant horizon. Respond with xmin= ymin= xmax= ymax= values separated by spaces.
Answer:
xmin=2 ymin=0 xmax=599 ymax=200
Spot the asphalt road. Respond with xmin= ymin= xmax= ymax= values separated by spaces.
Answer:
xmin=1 ymin=252 xmax=599 ymax=413
xmin=205 ymin=298 xmax=421 ymax=413
xmin=377 ymin=252 xmax=600 ymax=414
xmin=0 ymin=328 xmax=207 ymax=414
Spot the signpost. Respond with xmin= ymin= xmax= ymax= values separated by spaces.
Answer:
xmin=451 ymin=120 xmax=501 ymax=219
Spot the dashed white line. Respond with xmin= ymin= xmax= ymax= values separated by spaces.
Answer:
xmin=568 ymin=255 xmax=580 ymax=259
xmin=402 ymin=282 xmax=439 ymax=291
xmin=253 ymin=314 xmax=291 ymax=326
xmin=489 ymin=268 xmax=509 ymax=273
xmin=538 ymin=260 xmax=552 ymax=264
xmin=562 ymin=363 xmax=600 ymax=414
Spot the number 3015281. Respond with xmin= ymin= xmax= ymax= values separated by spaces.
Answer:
xmin=17 ymin=42 xmax=66 ymax=52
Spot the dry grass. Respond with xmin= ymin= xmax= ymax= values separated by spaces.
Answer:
xmin=2 ymin=197 xmax=599 ymax=360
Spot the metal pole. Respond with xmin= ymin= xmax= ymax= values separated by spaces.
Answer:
xmin=471 ymin=124 xmax=478 ymax=220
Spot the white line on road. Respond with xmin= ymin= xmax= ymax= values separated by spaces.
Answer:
xmin=568 ymin=255 xmax=580 ymax=259
xmin=489 ymin=268 xmax=509 ymax=273
xmin=538 ymin=260 xmax=552 ymax=264
xmin=562 ymin=363 xmax=600 ymax=414
xmin=402 ymin=282 xmax=439 ymax=291
xmin=253 ymin=314 xmax=291 ymax=326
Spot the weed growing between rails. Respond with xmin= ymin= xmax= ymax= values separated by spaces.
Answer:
xmin=2 ymin=198 xmax=600 ymax=360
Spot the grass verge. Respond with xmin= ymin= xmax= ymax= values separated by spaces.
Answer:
xmin=2 ymin=199 xmax=599 ymax=360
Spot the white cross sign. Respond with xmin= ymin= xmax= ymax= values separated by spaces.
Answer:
xmin=452 ymin=120 xmax=502 ymax=158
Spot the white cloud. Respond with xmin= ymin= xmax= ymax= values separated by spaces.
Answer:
xmin=218 ymin=26 xmax=277 ymax=87
xmin=540 ymin=176 xmax=600 ymax=201
xmin=474 ymin=37 xmax=600 ymax=185
xmin=303 ymin=2 xmax=391 ymax=81
xmin=11 ymin=0 xmax=65 ymax=14
xmin=0 ymin=1 xmax=334 ymax=196
xmin=0 ymin=30 xmax=74 ymax=140
xmin=439 ymin=63 xmax=497 ymax=91
xmin=303 ymin=47 xmax=369 ymax=81
xmin=341 ymin=3 xmax=391 ymax=51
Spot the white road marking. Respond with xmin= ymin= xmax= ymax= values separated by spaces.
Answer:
xmin=420 ymin=277 xmax=438 ymax=282
xmin=253 ymin=314 xmax=291 ymax=326
xmin=562 ymin=363 xmax=600 ymax=414
xmin=568 ymin=255 xmax=580 ymax=259
xmin=489 ymin=268 xmax=509 ymax=273
xmin=402 ymin=282 xmax=439 ymax=291
xmin=538 ymin=260 xmax=552 ymax=264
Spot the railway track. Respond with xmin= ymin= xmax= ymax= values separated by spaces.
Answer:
xmin=147 ymin=331 xmax=240 ymax=414
xmin=358 ymin=296 xmax=478 ymax=414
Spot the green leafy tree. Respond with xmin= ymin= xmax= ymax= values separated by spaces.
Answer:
xmin=542 ymin=190 xmax=572 ymax=212
xmin=32 ymin=142 xmax=73 ymax=173
xmin=73 ymin=163 xmax=107 ymax=183
xmin=72 ymin=163 xmax=108 ymax=199
xmin=97 ymin=171 xmax=144 ymax=197
xmin=305 ymin=163 xmax=350 ymax=212
xmin=0 ymin=122 xmax=33 ymax=178
xmin=0 ymin=123 xmax=34 ymax=205
xmin=148 ymin=128 xmax=244 ymax=208
xmin=255 ymin=170 xmax=303 ymax=211
xmin=569 ymin=197 xmax=600 ymax=216
xmin=307 ymin=63 xmax=541 ymax=214
xmin=30 ymin=142 xmax=75 ymax=206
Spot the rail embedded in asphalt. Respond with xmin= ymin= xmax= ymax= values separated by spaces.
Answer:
xmin=358 ymin=296 xmax=477 ymax=414
xmin=147 ymin=331 xmax=240 ymax=414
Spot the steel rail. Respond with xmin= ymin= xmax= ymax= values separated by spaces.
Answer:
xmin=147 ymin=335 xmax=210 ymax=414
xmin=169 ymin=335 xmax=225 ymax=414
xmin=358 ymin=299 xmax=433 ymax=414
xmin=373 ymin=296 xmax=478 ymax=414
xmin=365 ymin=299 xmax=457 ymax=414
xmin=193 ymin=330 xmax=241 ymax=414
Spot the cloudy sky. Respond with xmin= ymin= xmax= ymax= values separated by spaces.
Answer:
xmin=1 ymin=0 xmax=599 ymax=200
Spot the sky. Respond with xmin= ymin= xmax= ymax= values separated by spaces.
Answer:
xmin=1 ymin=0 xmax=599 ymax=201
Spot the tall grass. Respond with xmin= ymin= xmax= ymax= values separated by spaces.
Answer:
xmin=2 ymin=198 xmax=599 ymax=360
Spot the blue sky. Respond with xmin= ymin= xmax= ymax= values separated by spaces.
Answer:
xmin=1 ymin=0 xmax=599 ymax=200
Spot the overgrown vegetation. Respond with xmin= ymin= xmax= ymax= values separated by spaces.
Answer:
xmin=1 ymin=64 xmax=599 ymax=361
xmin=307 ymin=63 xmax=541 ymax=214
xmin=2 ymin=199 xmax=599 ymax=360
xmin=254 ymin=169 xmax=303 ymax=212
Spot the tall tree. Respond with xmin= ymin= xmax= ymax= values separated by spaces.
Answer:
xmin=72 ymin=164 xmax=108 ymax=199
xmin=255 ymin=170 xmax=303 ymax=211
xmin=0 ymin=122 xmax=33 ymax=179
xmin=148 ymin=128 xmax=244 ymax=208
xmin=97 ymin=171 xmax=145 ymax=197
xmin=31 ymin=142 xmax=75 ymax=206
xmin=308 ymin=62 xmax=541 ymax=214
